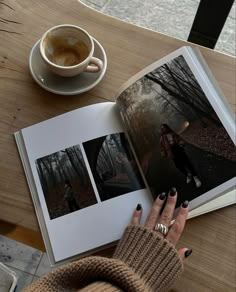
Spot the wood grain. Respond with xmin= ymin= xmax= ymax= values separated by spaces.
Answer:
xmin=173 ymin=205 xmax=236 ymax=292
xmin=0 ymin=220 xmax=45 ymax=251
xmin=0 ymin=1 xmax=235 ymax=291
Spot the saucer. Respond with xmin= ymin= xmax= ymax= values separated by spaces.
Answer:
xmin=29 ymin=38 xmax=107 ymax=95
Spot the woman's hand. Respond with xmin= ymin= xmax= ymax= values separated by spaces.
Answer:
xmin=131 ymin=187 xmax=192 ymax=262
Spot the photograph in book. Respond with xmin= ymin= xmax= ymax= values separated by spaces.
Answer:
xmin=117 ymin=55 xmax=236 ymax=207
xmin=83 ymin=132 xmax=145 ymax=201
xmin=35 ymin=145 xmax=97 ymax=220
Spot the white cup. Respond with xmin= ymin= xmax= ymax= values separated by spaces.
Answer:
xmin=40 ymin=24 xmax=103 ymax=77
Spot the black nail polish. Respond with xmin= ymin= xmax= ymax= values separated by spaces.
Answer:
xmin=182 ymin=200 xmax=189 ymax=208
xmin=185 ymin=248 xmax=192 ymax=258
xmin=169 ymin=187 xmax=177 ymax=196
xmin=159 ymin=192 xmax=166 ymax=200
xmin=136 ymin=204 xmax=142 ymax=211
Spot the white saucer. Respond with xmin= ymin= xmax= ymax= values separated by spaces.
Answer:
xmin=29 ymin=38 xmax=107 ymax=95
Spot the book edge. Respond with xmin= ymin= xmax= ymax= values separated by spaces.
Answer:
xmin=14 ymin=131 xmax=56 ymax=266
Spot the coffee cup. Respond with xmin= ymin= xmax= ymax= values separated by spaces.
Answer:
xmin=39 ymin=24 xmax=103 ymax=77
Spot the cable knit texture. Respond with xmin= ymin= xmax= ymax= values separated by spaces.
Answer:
xmin=24 ymin=225 xmax=183 ymax=292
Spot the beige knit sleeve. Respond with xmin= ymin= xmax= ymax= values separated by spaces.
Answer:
xmin=114 ymin=225 xmax=184 ymax=291
xmin=24 ymin=225 xmax=183 ymax=292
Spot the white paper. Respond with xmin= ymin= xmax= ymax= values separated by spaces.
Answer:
xmin=21 ymin=102 xmax=153 ymax=262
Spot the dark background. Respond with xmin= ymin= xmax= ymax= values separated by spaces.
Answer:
xmin=36 ymin=145 xmax=97 ymax=219
xmin=117 ymin=55 xmax=236 ymax=206
xmin=83 ymin=133 xmax=145 ymax=201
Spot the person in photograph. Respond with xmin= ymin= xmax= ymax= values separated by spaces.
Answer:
xmin=25 ymin=189 xmax=192 ymax=292
xmin=63 ymin=180 xmax=80 ymax=212
xmin=160 ymin=124 xmax=202 ymax=188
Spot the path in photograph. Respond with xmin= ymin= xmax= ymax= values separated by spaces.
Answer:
xmin=117 ymin=55 xmax=236 ymax=205
xmin=35 ymin=145 xmax=97 ymax=219
xmin=83 ymin=133 xmax=145 ymax=201
xmin=146 ymin=143 xmax=236 ymax=207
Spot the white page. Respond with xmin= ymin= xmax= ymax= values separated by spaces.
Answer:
xmin=188 ymin=189 xmax=235 ymax=219
xmin=21 ymin=102 xmax=153 ymax=262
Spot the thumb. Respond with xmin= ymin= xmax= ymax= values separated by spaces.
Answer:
xmin=178 ymin=248 xmax=192 ymax=263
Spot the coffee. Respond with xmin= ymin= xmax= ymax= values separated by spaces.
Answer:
xmin=45 ymin=36 xmax=89 ymax=67
xmin=40 ymin=25 xmax=103 ymax=77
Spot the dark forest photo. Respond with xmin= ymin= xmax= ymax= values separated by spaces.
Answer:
xmin=35 ymin=145 xmax=97 ymax=220
xmin=83 ymin=133 xmax=145 ymax=201
xmin=117 ymin=55 xmax=236 ymax=207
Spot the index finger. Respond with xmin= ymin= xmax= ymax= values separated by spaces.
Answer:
xmin=166 ymin=200 xmax=189 ymax=246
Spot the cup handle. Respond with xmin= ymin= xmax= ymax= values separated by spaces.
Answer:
xmin=85 ymin=57 xmax=103 ymax=73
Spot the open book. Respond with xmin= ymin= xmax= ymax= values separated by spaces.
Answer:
xmin=15 ymin=46 xmax=236 ymax=266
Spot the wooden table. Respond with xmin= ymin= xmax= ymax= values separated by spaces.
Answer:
xmin=0 ymin=1 xmax=235 ymax=291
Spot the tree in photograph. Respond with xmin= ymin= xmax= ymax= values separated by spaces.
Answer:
xmin=36 ymin=156 xmax=59 ymax=195
xmin=36 ymin=158 xmax=49 ymax=195
xmin=36 ymin=145 xmax=90 ymax=196
xmin=145 ymin=56 xmax=221 ymax=127
xmin=96 ymin=135 xmax=119 ymax=180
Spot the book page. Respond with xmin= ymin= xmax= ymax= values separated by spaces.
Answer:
xmin=20 ymin=102 xmax=153 ymax=263
xmin=187 ymin=190 xmax=235 ymax=219
xmin=116 ymin=47 xmax=236 ymax=210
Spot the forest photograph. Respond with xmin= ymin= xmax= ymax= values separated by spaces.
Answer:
xmin=35 ymin=145 xmax=97 ymax=220
xmin=83 ymin=132 xmax=145 ymax=201
xmin=117 ymin=55 xmax=236 ymax=206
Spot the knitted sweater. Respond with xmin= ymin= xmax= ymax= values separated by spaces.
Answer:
xmin=25 ymin=225 xmax=183 ymax=292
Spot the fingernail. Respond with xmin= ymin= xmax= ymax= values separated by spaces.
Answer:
xmin=158 ymin=192 xmax=166 ymax=200
xmin=169 ymin=187 xmax=177 ymax=196
xmin=182 ymin=200 xmax=189 ymax=208
xmin=185 ymin=248 xmax=192 ymax=258
xmin=136 ymin=204 xmax=142 ymax=211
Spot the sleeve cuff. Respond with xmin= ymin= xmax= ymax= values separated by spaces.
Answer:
xmin=113 ymin=225 xmax=184 ymax=291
